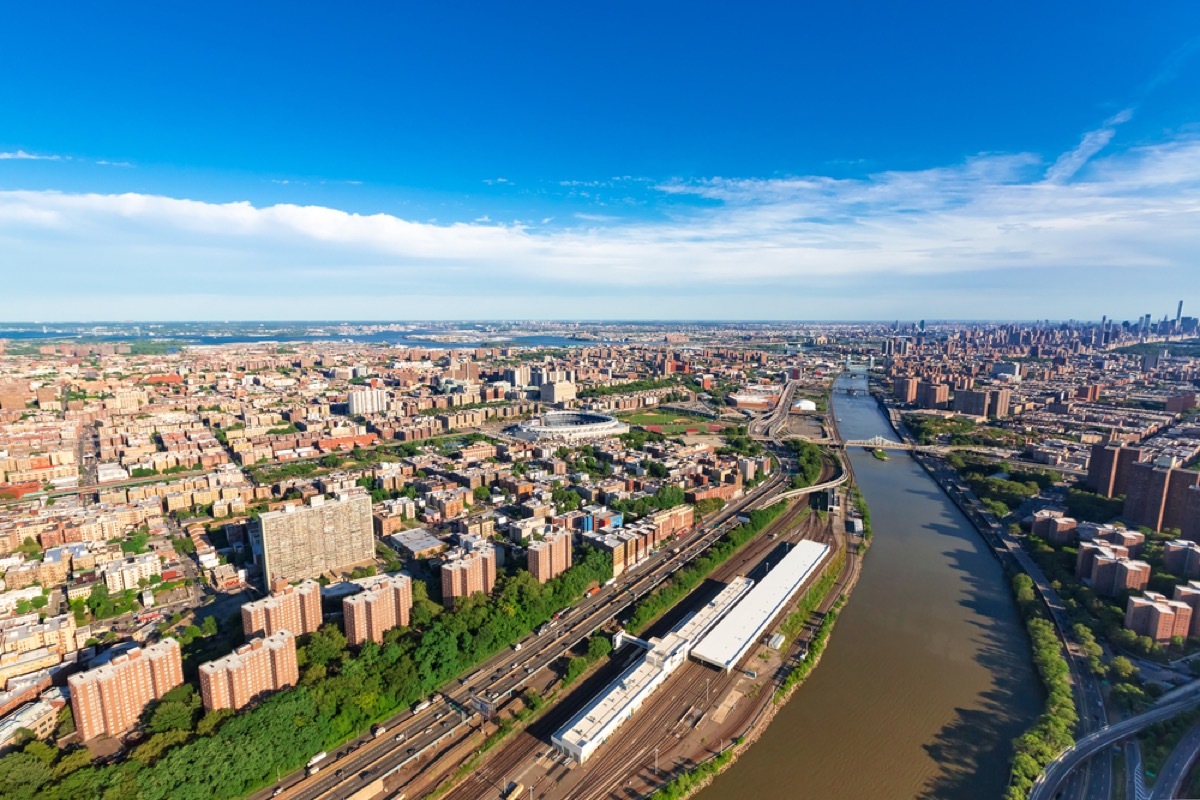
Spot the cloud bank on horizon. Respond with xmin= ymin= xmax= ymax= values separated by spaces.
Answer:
xmin=2 ymin=117 xmax=1199 ymax=322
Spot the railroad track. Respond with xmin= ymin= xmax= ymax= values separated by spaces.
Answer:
xmin=442 ymin=499 xmax=824 ymax=800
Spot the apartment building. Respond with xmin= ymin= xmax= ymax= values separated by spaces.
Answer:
xmin=1076 ymin=542 xmax=1128 ymax=579
xmin=647 ymin=504 xmax=693 ymax=540
xmin=952 ymin=389 xmax=989 ymax=417
xmin=241 ymin=579 xmax=323 ymax=638
xmin=1164 ymin=540 xmax=1200 ymax=581
xmin=1126 ymin=592 xmax=1193 ymax=644
xmin=528 ymin=528 xmax=573 ymax=584
xmin=348 ymin=388 xmax=389 ymax=416
xmin=1031 ymin=510 xmax=1077 ymax=545
xmin=1086 ymin=444 xmax=1143 ymax=498
xmin=198 ymin=630 xmax=298 ymax=712
xmin=1182 ymin=486 xmax=1200 ymax=543
xmin=104 ymin=553 xmax=162 ymax=592
xmin=893 ymin=377 xmax=918 ymax=404
xmin=1124 ymin=458 xmax=1200 ymax=533
xmin=440 ymin=545 xmax=497 ymax=606
xmin=915 ymin=381 xmax=949 ymax=410
xmin=1173 ymin=582 xmax=1200 ymax=637
xmin=68 ymin=638 xmax=183 ymax=741
xmin=343 ymin=574 xmax=413 ymax=645
xmin=1090 ymin=555 xmax=1150 ymax=597
xmin=252 ymin=491 xmax=374 ymax=583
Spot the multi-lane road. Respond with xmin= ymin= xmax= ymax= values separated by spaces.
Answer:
xmin=258 ymin=473 xmax=791 ymax=800
xmin=1149 ymin=717 xmax=1200 ymax=800
xmin=1031 ymin=688 xmax=1200 ymax=800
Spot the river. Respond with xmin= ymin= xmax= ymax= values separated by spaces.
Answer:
xmin=699 ymin=371 xmax=1040 ymax=800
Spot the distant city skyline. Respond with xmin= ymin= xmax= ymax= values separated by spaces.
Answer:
xmin=1 ymin=3 xmax=1198 ymax=320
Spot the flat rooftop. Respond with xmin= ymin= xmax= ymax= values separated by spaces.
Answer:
xmin=552 ymin=576 xmax=752 ymax=761
xmin=690 ymin=540 xmax=830 ymax=672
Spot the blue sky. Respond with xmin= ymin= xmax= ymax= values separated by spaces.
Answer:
xmin=1 ymin=2 xmax=1199 ymax=321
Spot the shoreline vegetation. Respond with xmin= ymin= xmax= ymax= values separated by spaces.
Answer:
xmin=646 ymin=478 xmax=869 ymax=800
xmin=871 ymin=382 xmax=1059 ymax=800
xmin=1005 ymin=574 xmax=1077 ymax=800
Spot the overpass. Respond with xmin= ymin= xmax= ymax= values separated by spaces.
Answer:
xmin=1030 ymin=685 xmax=1200 ymax=800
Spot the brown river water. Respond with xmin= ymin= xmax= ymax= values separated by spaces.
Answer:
xmin=698 ymin=371 xmax=1041 ymax=800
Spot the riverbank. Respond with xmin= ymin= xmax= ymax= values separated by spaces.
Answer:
xmin=904 ymin=447 xmax=1080 ymax=800
xmin=697 ymin=370 xmax=1039 ymax=800
xmin=649 ymin=522 xmax=866 ymax=800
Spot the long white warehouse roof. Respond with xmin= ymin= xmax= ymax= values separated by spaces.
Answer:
xmin=551 ymin=576 xmax=753 ymax=763
xmin=690 ymin=540 xmax=830 ymax=672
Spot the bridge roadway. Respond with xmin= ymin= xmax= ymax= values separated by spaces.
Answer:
xmin=1030 ymin=686 xmax=1200 ymax=800
xmin=1149 ymin=715 xmax=1200 ymax=800
xmin=749 ymin=380 xmax=798 ymax=441
xmin=259 ymin=472 xmax=795 ymax=800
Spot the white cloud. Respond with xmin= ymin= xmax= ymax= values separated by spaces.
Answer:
xmin=0 ymin=150 xmax=62 ymax=161
xmin=1044 ymin=108 xmax=1133 ymax=183
xmin=0 ymin=130 xmax=1198 ymax=319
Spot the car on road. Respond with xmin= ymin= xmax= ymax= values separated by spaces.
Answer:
xmin=423 ymin=726 xmax=433 ymax=734
xmin=407 ymin=747 xmax=417 ymax=755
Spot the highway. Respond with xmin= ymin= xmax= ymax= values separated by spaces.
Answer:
xmin=1126 ymin=740 xmax=1147 ymax=800
xmin=257 ymin=472 xmax=792 ymax=800
xmin=442 ymin=499 xmax=830 ymax=800
xmin=1030 ymin=689 xmax=1200 ymax=800
xmin=1149 ymin=717 xmax=1200 ymax=800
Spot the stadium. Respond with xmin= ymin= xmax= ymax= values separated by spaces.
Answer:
xmin=510 ymin=411 xmax=629 ymax=443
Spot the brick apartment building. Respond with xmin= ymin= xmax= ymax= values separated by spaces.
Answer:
xmin=1164 ymin=540 xmax=1200 ymax=581
xmin=1126 ymin=592 xmax=1193 ymax=644
xmin=343 ymin=574 xmax=413 ymax=646
xmin=1124 ymin=458 xmax=1200 ymax=533
xmin=1173 ymin=582 xmax=1200 ymax=636
xmin=1076 ymin=542 xmax=1128 ymax=579
xmin=1183 ymin=486 xmax=1200 ymax=543
xmin=68 ymin=638 xmax=184 ymax=741
xmin=893 ymin=377 xmax=918 ymax=404
xmin=1032 ymin=511 xmax=1077 ymax=545
xmin=241 ymin=579 xmax=323 ymax=638
xmin=198 ymin=630 xmax=298 ymax=712
xmin=1090 ymin=555 xmax=1150 ymax=597
xmin=528 ymin=528 xmax=573 ymax=584
xmin=1086 ymin=444 xmax=1144 ymax=499
xmin=647 ymin=504 xmax=694 ymax=540
xmin=1078 ymin=522 xmax=1146 ymax=555
xmin=440 ymin=545 xmax=497 ymax=606
xmin=952 ymin=389 xmax=989 ymax=417
xmin=915 ymin=381 xmax=949 ymax=410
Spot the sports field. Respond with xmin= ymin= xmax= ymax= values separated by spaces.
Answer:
xmin=617 ymin=410 xmax=725 ymax=434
